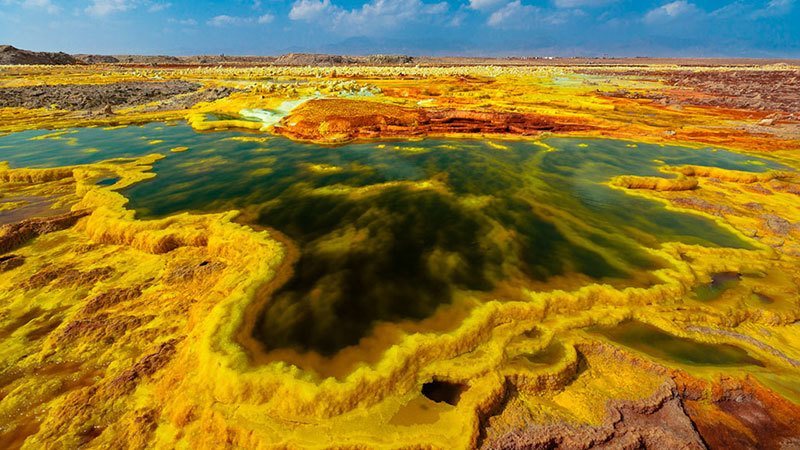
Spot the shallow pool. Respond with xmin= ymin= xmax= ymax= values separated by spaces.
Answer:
xmin=0 ymin=123 xmax=787 ymax=357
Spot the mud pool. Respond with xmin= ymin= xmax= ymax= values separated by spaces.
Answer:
xmin=0 ymin=123 xmax=788 ymax=363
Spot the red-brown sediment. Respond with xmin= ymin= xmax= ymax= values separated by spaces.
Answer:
xmin=276 ymin=98 xmax=590 ymax=142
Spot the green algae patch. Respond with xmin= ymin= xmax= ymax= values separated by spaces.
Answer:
xmin=590 ymin=321 xmax=763 ymax=367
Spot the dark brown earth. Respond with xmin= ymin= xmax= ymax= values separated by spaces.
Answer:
xmin=483 ymin=381 xmax=707 ymax=449
xmin=593 ymin=69 xmax=800 ymax=115
xmin=0 ymin=45 xmax=79 ymax=65
xmin=663 ymin=70 xmax=800 ymax=113
xmin=112 ymin=53 xmax=414 ymax=66
xmin=138 ymin=86 xmax=237 ymax=112
xmin=0 ymin=81 xmax=205 ymax=110
xmin=0 ymin=210 xmax=89 ymax=254
xmin=481 ymin=344 xmax=800 ymax=450
xmin=73 ymin=54 xmax=120 ymax=64
xmin=273 ymin=53 xmax=414 ymax=66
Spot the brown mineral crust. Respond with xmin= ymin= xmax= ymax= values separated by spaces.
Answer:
xmin=53 ymin=266 xmax=115 ymax=288
xmin=81 ymin=287 xmax=143 ymax=315
xmin=23 ymin=264 xmax=115 ymax=290
xmin=769 ymin=179 xmax=800 ymax=195
xmin=482 ymin=381 xmax=706 ymax=450
xmin=0 ymin=254 xmax=24 ymax=272
xmin=677 ymin=374 xmax=800 ymax=450
xmin=761 ymin=213 xmax=798 ymax=235
xmin=589 ymin=69 xmax=800 ymax=115
xmin=107 ymin=339 xmax=180 ymax=395
xmin=23 ymin=266 xmax=61 ymax=289
xmin=670 ymin=197 xmax=736 ymax=216
xmin=277 ymin=98 xmax=589 ymax=142
xmin=139 ymin=86 xmax=236 ymax=113
xmin=55 ymin=313 xmax=152 ymax=345
xmin=483 ymin=343 xmax=800 ymax=449
xmin=663 ymin=70 xmax=800 ymax=114
xmin=33 ymin=339 xmax=181 ymax=447
xmin=0 ymin=81 xmax=202 ymax=111
xmin=0 ymin=210 xmax=89 ymax=254
xmin=164 ymin=259 xmax=227 ymax=283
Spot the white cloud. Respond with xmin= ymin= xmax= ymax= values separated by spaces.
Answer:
xmin=207 ymin=15 xmax=243 ymax=26
xmin=709 ymin=1 xmax=747 ymax=18
xmin=85 ymin=0 xmax=174 ymax=17
xmin=553 ymin=0 xmax=615 ymax=8
xmin=488 ymin=0 xmax=537 ymax=26
xmin=148 ymin=2 xmax=171 ymax=12
xmin=448 ymin=9 xmax=467 ymax=26
xmin=338 ymin=0 xmax=448 ymax=28
xmin=207 ymin=14 xmax=274 ymax=27
xmin=21 ymin=0 xmax=59 ymax=14
xmin=643 ymin=0 xmax=699 ymax=23
xmin=289 ymin=0 xmax=334 ymax=20
xmin=751 ymin=0 xmax=794 ymax=18
xmin=289 ymin=0 xmax=449 ymax=34
xmin=86 ymin=0 xmax=134 ymax=16
xmin=486 ymin=0 xmax=583 ymax=28
xmin=468 ymin=0 xmax=504 ymax=11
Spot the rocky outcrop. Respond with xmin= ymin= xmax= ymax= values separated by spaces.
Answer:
xmin=0 ymin=45 xmax=79 ymax=65
xmin=0 ymin=81 xmax=201 ymax=110
xmin=365 ymin=54 xmax=415 ymax=65
xmin=274 ymin=53 xmax=359 ymax=66
xmin=483 ymin=382 xmax=706 ymax=449
xmin=591 ymin=68 xmax=800 ymax=114
xmin=0 ymin=210 xmax=89 ymax=254
xmin=484 ymin=367 xmax=800 ymax=450
xmin=73 ymin=54 xmax=120 ymax=64
xmin=114 ymin=54 xmax=182 ymax=65
xmin=273 ymin=53 xmax=415 ymax=66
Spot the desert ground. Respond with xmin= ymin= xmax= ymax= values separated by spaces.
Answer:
xmin=1 ymin=48 xmax=800 ymax=448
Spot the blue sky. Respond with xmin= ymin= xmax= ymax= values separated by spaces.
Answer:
xmin=0 ymin=0 xmax=798 ymax=56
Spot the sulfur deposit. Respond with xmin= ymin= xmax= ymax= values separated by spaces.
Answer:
xmin=1 ymin=62 xmax=800 ymax=449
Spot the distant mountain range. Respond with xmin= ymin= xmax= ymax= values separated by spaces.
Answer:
xmin=1 ymin=44 xmax=797 ymax=67
xmin=0 ymin=45 xmax=416 ymax=66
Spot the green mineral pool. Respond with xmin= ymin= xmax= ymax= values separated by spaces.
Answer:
xmin=0 ymin=123 xmax=788 ymax=357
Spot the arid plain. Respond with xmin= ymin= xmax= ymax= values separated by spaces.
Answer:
xmin=1 ymin=52 xmax=800 ymax=448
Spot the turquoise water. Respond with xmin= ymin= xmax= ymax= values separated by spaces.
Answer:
xmin=0 ymin=123 xmax=788 ymax=356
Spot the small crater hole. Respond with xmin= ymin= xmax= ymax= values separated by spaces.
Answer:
xmin=421 ymin=380 xmax=467 ymax=406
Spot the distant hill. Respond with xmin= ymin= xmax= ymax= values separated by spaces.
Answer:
xmin=2 ymin=44 xmax=798 ymax=67
xmin=0 ymin=45 xmax=79 ymax=65
xmin=273 ymin=53 xmax=414 ymax=66
xmin=74 ymin=54 xmax=120 ymax=64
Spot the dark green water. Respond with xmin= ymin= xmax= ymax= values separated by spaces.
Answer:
xmin=693 ymin=271 xmax=742 ymax=302
xmin=0 ymin=123 xmax=787 ymax=356
xmin=590 ymin=321 xmax=763 ymax=367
